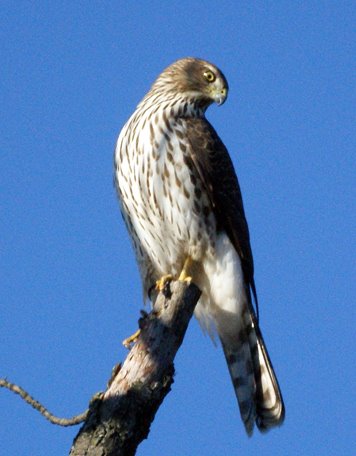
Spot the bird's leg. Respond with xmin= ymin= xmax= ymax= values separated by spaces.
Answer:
xmin=178 ymin=257 xmax=193 ymax=283
xmin=122 ymin=328 xmax=141 ymax=349
xmin=155 ymin=274 xmax=174 ymax=292
xmin=155 ymin=257 xmax=193 ymax=292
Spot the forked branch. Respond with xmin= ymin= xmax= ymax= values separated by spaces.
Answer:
xmin=1 ymin=281 xmax=200 ymax=455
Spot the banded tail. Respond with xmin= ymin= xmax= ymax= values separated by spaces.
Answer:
xmin=220 ymin=307 xmax=285 ymax=435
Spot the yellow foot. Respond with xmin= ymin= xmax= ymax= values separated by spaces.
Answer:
xmin=122 ymin=329 xmax=141 ymax=349
xmin=178 ymin=257 xmax=193 ymax=284
xmin=178 ymin=271 xmax=192 ymax=284
xmin=155 ymin=274 xmax=173 ymax=292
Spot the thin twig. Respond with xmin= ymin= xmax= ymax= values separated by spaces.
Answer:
xmin=0 ymin=378 xmax=88 ymax=426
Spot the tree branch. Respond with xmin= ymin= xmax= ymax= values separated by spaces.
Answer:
xmin=70 ymin=280 xmax=201 ymax=456
xmin=0 ymin=378 xmax=88 ymax=426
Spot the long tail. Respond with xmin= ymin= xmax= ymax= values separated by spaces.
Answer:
xmin=220 ymin=306 xmax=285 ymax=435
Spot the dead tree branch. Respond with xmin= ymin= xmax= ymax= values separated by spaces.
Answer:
xmin=70 ymin=280 xmax=201 ymax=456
xmin=0 ymin=378 xmax=88 ymax=426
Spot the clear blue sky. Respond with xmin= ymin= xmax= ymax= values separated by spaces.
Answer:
xmin=1 ymin=2 xmax=354 ymax=455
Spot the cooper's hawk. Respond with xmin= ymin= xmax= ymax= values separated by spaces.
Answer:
xmin=114 ymin=57 xmax=285 ymax=434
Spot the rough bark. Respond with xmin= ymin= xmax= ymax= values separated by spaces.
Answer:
xmin=70 ymin=280 xmax=201 ymax=456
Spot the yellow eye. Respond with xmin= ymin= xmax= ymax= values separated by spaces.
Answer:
xmin=203 ymin=70 xmax=216 ymax=83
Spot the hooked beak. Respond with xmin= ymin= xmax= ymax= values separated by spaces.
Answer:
xmin=213 ymin=86 xmax=227 ymax=106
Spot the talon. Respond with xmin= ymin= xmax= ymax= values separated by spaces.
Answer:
xmin=178 ymin=271 xmax=192 ymax=283
xmin=155 ymin=274 xmax=173 ymax=291
xmin=178 ymin=257 xmax=193 ymax=283
xmin=122 ymin=329 xmax=141 ymax=348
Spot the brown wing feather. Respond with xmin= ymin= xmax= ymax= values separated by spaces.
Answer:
xmin=184 ymin=116 xmax=259 ymax=313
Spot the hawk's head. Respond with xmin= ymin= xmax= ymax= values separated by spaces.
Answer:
xmin=152 ymin=57 xmax=229 ymax=107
